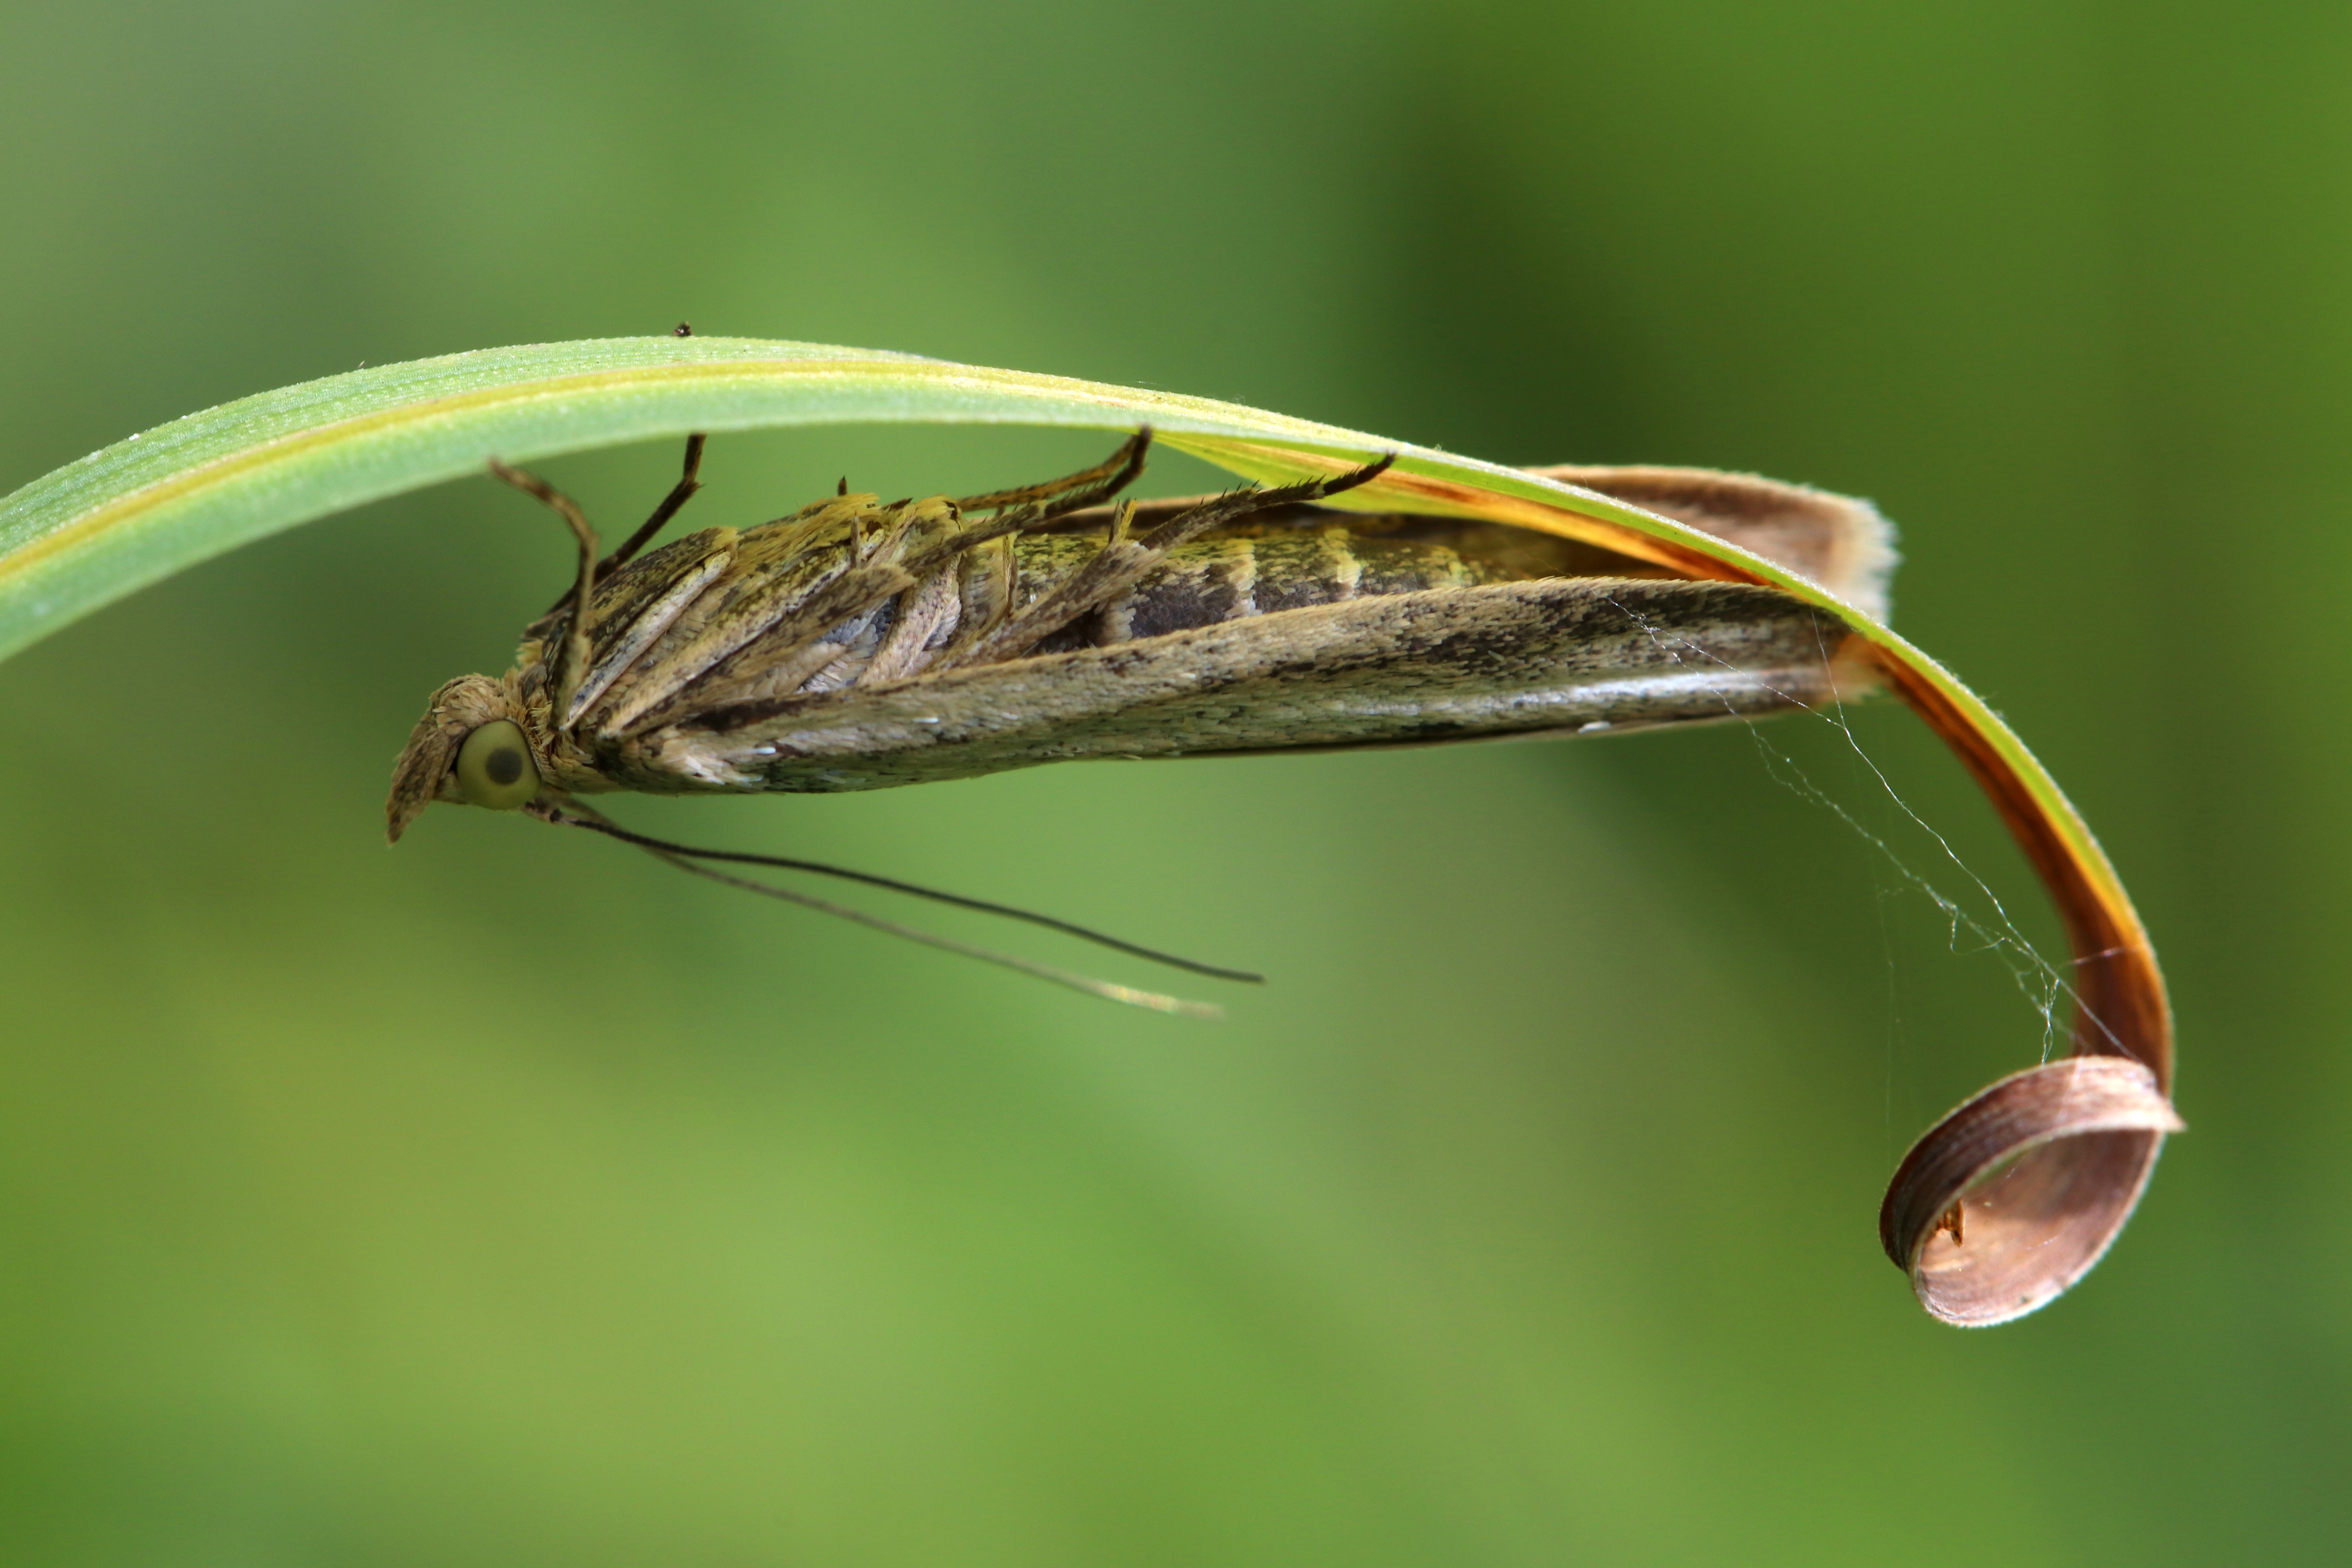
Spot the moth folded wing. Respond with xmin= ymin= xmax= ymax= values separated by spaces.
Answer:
xmin=1529 ymin=465 xmax=1899 ymax=623
xmin=534 ymin=526 xmax=742 ymax=730
xmin=608 ymin=560 xmax=919 ymax=740
xmin=860 ymin=564 xmax=967 ymax=686
xmin=613 ymin=576 xmax=1873 ymax=794
xmin=589 ymin=497 xmax=976 ymax=740
xmin=583 ymin=515 xmax=871 ymax=737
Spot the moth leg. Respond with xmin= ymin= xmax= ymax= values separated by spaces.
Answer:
xmin=890 ymin=431 xmax=1154 ymax=592
xmin=950 ymin=454 xmax=1396 ymax=668
xmin=531 ymin=434 xmax=708 ymax=622
xmin=489 ymin=459 xmax=601 ymax=728
xmin=604 ymin=433 xmax=708 ymax=571
xmin=953 ymin=428 xmax=1151 ymax=515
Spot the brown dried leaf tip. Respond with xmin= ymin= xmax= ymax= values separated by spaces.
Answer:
xmin=1880 ymin=1056 xmax=2184 ymax=1327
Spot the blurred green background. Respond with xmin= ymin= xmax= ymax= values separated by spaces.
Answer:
xmin=0 ymin=1 xmax=2338 ymax=1563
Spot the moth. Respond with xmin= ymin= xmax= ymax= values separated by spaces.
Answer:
xmin=388 ymin=430 xmax=1891 ymax=1009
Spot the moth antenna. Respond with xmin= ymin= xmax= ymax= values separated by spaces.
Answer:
xmin=661 ymin=849 xmax=1222 ymax=1017
xmin=540 ymin=806 xmax=1265 ymax=986
xmin=539 ymin=807 xmax=1226 ymax=1017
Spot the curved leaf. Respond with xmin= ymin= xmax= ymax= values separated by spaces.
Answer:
xmin=0 ymin=335 xmax=2175 ymax=1323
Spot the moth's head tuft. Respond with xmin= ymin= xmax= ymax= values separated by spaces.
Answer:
xmin=386 ymin=673 xmax=536 ymax=843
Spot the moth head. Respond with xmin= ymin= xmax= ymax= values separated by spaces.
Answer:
xmin=385 ymin=673 xmax=544 ymax=843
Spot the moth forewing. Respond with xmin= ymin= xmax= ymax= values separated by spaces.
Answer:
xmin=624 ymin=577 xmax=1864 ymax=794
xmin=564 ymin=543 xmax=739 ymax=726
xmin=860 ymin=564 xmax=964 ymax=686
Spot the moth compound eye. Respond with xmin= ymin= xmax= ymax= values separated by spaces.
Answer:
xmin=455 ymin=720 xmax=540 ymax=810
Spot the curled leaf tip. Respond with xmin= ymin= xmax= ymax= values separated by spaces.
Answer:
xmin=1880 ymin=1055 xmax=2184 ymax=1326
